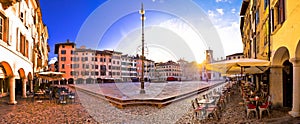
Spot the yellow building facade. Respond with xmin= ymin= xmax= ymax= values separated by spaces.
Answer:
xmin=240 ymin=0 xmax=300 ymax=117
xmin=0 ymin=0 xmax=49 ymax=104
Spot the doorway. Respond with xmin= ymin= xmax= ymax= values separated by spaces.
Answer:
xmin=282 ymin=60 xmax=293 ymax=107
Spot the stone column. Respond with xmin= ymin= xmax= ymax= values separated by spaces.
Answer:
xmin=289 ymin=58 xmax=300 ymax=117
xmin=22 ymin=78 xmax=27 ymax=98
xmin=30 ymin=80 xmax=33 ymax=92
xmin=8 ymin=76 xmax=17 ymax=104
xmin=269 ymin=65 xmax=283 ymax=107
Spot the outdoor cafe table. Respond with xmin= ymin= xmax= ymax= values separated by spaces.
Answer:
xmin=212 ymin=94 xmax=220 ymax=99
xmin=198 ymin=98 xmax=216 ymax=106
xmin=249 ymin=96 xmax=261 ymax=106
xmin=59 ymin=91 xmax=68 ymax=104
xmin=35 ymin=91 xmax=45 ymax=100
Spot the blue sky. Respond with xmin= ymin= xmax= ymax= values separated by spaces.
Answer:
xmin=40 ymin=0 xmax=243 ymax=64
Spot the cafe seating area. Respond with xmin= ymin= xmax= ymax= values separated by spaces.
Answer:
xmin=191 ymin=81 xmax=235 ymax=121
xmin=240 ymin=80 xmax=272 ymax=119
xmin=31 ymin=85 xmax=76 ymax=104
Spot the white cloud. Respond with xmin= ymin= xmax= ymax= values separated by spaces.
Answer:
xmin=231 ymin=8 xmax=236 ymax=14
xmin=216 ymin=0 xmax=228 ymax=3
xmin=216 ymin=8 xmax=224 ymax=15
xmin=215 ymin=21 xmax=243 ymax=56
xmin=48 ymin=57 xmax=57 ymax=64
xmin=208 ymin=10 xmax=216 ymax=18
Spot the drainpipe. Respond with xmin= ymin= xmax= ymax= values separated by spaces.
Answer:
xmin=267 ymin=0 xmax=271 ymax=94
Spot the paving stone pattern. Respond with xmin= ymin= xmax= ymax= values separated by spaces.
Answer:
xmin=0 ymin=83 xmax=300 ymax=123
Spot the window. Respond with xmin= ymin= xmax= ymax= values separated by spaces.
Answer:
xmin=95 ymin=65 xmax=99 ymax=69
xmin=85 ymin=71 xmax=89 ymax=76
xmin=0 ymin=12 xmax=8 ymax=43
xmin=271 ymin=8 xmax=275 ymax=32
xmin=264 ymin=0 xmax=269 ymax=10
xmin=71 ymin=50 xmax=75 ymax=54
xmin=256 ymin=33 xmax=260 ymax=54
xmin=272 ymin=0 xmax=286 ymax=30
xmin=255 ymin=9 xmax=259 ymax=26
xmin=20 ymin=12 xmax=24 ymax=22
xmin=61 ymin=50 xmax=66 ymax=54
xmin=61 ymin=57 xmax=66 ymax=61
xmin=278 ymin=0 xmax=285 ymax=24
xmin=71 ymin=71 xmax=78 ymax=76
xmin=62 ymin=64 xmax=65 ymax=69
xmin=100 ymin=65 xmax=106 ymax=76
xmin=71 ymin=64 xmax=79 ymax=69
xmin=20 ymin=34 xmax=26 ymax=56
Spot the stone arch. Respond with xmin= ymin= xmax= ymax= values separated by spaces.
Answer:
xmin=296 ymin=40 xmax=300 ymax=59
xmin=272 ymin=47 xmax=290 ymax=66
xmin=18 ymin=68 xmax=26 ymax=79
xmin=16 ymin=68 xmax=26 ymax=96
xmin=0 ymin=61 xmax=13 ymax=77
xmin=271 ymin=46 xmax=293 ymax=108
xmin=27 ymin=72 xmax=33 ymax=81
xmin=68 ymin=78 xmax=74 ymax=84
xmin=76 ymin=78 xmax=84 ymax=84
xmin=86 ymin=78 xmax=95 ymax=84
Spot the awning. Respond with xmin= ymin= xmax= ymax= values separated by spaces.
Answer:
xmin=37 ymin=71 xmax=65 ymax=81
xmin=206 ymin=58 xmax=270 ymax=75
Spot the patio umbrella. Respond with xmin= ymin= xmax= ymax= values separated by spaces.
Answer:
xmin=206 ymin=58 xmax=270 ymax=75
xmin=37 ymin=71 xmax=65 ymax=81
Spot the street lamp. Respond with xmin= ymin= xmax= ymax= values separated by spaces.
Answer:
xmin=139 ymin=3 xmax=145 ymax=94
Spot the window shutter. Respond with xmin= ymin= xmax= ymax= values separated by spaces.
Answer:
xmin=279 ymin=0 xmax=285 ymax=24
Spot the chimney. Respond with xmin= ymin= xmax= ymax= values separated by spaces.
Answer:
xmin=66 ymin=39 xmax=70 ymax=43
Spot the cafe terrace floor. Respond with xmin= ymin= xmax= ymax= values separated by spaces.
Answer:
xmin=71 ymin=81 xmax=225 ymax=108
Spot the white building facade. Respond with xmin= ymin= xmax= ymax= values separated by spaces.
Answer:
xmin=0 ymin=0 xmax=49 ymax=104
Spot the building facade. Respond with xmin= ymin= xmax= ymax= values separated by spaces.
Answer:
xmin=121 ymin=54 xmax=137 ymax=82
xmin=155 ymin=60 xmax=182 ymax=81
xmin=240 ymin=0 xmax=300 ymax=117
xmin=54 ymin=41 xmax=157 ymax=83
xmin=226 ymin=53 xmax=244 ymax=60
xmin=0 ymin=0 xmax=49 ymax=104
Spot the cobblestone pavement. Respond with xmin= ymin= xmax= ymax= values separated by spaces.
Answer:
xmin=0 ymin=93 xmax=97 ymax=123
xmin=0 ymin=83 xmax=300 ymax=123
